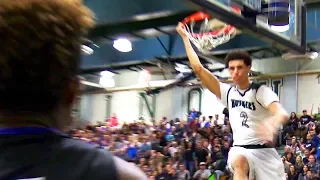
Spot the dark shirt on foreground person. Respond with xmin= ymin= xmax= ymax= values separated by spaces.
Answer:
xmin=0 ymin=127 xmax=147 ymax=180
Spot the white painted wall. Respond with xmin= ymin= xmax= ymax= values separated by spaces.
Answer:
xmin=146 ymin=87 xmax=226 ymax=121
xmin=297 ymin=74 xmax=320 ymax=113
xmin=81 ymin=70 xmax=174 ymax=123
xmin=81 ymin=90 xmax=141 ymax=124
xmin=252 ymin=58 xmax=299 ymax=74
xmin=80 ymin=87 xmax=227 ymax=123
xmin=113 ymin=71 xmax=139 ymax=87
xmin=252 ymin=56 xmax=320 ymax=75
xmin=113 ymin=70 xmax=173 ymax=87
xmin=80 ymin=93 xmax=106 ymax=124
xmin=202 ymin=89 xmax=225 ymax=116
xmin=281 ymin=75 xmax=298 ymax=113
xmin=85 ymin=70 xmax=226 ymax=122
xmin=171 ymin=87 xmax=185 ymax=120
xmin=182 ymin=87 xmax=225 ymax=119
xmin=140 ymin=94 xmax=152 ymax=121
xmin=111 ymin=91 xmax=140 ymax=123
xmin=155 ymin=89 xmax=174 ymax=120
xmin=82 ymin=70 xmax=320 ymax=124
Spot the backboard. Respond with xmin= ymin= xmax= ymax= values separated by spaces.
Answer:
xmin=184 ymin=0 xmax=307 ymax=54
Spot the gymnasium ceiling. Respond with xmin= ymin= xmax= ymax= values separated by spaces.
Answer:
xmin=81 ymin=0 xmax=320 ymax=83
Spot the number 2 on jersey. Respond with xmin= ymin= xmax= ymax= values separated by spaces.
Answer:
xmin=240 ymin=112 xmax=250 ymax=128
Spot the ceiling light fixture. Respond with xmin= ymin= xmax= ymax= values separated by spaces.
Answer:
xmin=100 ymin=70 xmax=115 ymax=78
xmin=270 ymin=24 xmax=290 ymax=32
xmin=99 ymin=76 xmax=115 ymax=88
xmin=113 ymin=38 xmax=132 ymax=52
xmin=99 ymin=70 xmax=116 ymax=88
xmin=81 ymin=45 xmax=94 ymax=55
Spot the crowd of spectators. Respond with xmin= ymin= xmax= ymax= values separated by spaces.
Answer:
xmin=70 ymin=106 xmax=320 ymax=180
xmin=70 ymin=109 xmax=232 ymax=180
xmin=282 ymin=105 xmax=320 ymax=180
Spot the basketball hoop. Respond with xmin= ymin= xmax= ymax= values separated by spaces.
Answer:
xmin=182 ymin=8 xmax=241 ymax=53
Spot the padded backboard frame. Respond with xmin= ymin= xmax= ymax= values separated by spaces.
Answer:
xmin=183 ymin=0 xmax=307 ymax=54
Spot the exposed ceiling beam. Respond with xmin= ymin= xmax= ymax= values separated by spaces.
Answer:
xmin=305 ymin=0 xmax=320 ymax=4
xmin=81 ymin=44 xmax=291 ymax=74
xmin=88 ymin=10 xmax=195 ymax=40
xmin=198 ymin=54 xmax=225 ymax=65
xmin=154 ymin=27 xmax=172 ymax=35
xmin=146 ymin=73 xmax=195 ymax=95
xmin=81 ymin=61 xmax=151 ymax=74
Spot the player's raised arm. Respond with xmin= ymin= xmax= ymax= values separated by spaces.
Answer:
xmin=176 ymin=22 xmax=222 ymax=99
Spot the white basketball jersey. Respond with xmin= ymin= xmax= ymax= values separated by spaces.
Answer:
xmin=219 ymin=82 xmax=279 ymax=145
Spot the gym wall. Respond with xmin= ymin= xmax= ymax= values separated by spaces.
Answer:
xmin=79 ymin=71 xmax=320 ymax=124
xmin=297 ymin=74 xmax=320 ymax=113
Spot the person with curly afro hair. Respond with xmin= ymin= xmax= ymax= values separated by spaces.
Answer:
xmin=0 ymin=0 xmax=147 ymax=180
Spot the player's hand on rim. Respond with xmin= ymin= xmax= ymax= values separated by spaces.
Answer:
xmin=176 ymin=22 xmax=188 ymax=38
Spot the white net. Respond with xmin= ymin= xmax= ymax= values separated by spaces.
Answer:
xmin=183 ymin=9 xmax=240 ymax=53
xmin=185 ymin=19 xmax=237 ymax=53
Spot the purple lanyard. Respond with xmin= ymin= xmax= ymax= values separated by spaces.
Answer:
xmin=0 ymin=127 xmax=61 ymax=135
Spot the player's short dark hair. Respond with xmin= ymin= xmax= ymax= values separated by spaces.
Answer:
xmin=0 ymin=0 xmax=94 ymax=113
xmin=225 ymin=50 xmax=252 ymax=68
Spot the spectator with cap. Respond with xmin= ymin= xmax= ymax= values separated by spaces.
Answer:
xmin=299 ymin=110 xmax=313 ymax=133
xmin=193 ymin=162 xmax=211 ymax=180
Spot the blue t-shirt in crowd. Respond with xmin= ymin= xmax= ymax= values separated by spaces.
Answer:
xmin=165 ymin=134 xmax=174 ymax=141
xmin=188 ymin=111 xmax=198 ymax=123
xmin=127 ymin=146 xmax=138 ymax=159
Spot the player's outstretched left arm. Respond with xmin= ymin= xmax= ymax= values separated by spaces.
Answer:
xmin=255 ymin=86 xmax=289 ymax=142
xmin=266 ymin=102 xmax=289 ymax=127
xmin=257 ymin=101 xmax=289 ymax=143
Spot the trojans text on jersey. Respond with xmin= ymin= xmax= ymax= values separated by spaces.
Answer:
xmin=231 ymin=99 xmax=256 ymax=111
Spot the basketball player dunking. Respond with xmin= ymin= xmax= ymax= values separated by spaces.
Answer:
xmin=177 ymin=23 xmax=289 ymax=180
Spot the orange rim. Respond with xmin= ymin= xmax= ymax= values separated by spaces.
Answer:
xmin=182 ymin=7 xmax=241 ymax=38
